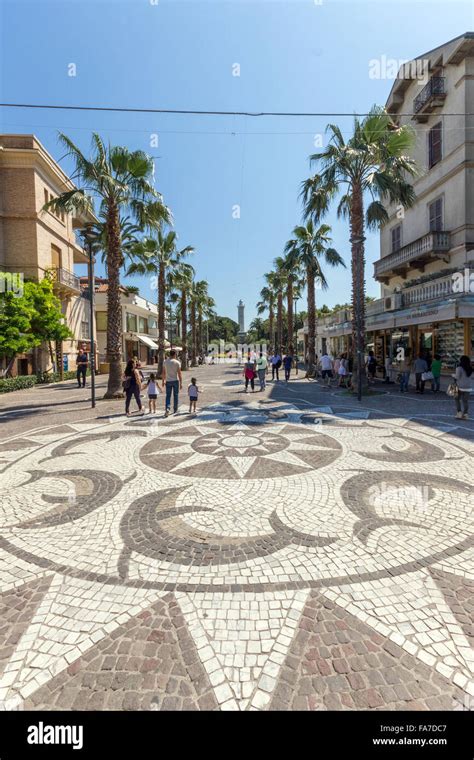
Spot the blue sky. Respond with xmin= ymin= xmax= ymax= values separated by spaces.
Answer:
xmin=1 ymin=0 xmax=472 ymax=326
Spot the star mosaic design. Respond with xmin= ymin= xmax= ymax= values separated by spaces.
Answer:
xmin=0 ymin=400 xmax=472 ymax=711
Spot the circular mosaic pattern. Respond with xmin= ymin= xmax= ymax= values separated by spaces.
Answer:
xmin=139 ymin=421 xmax=341 ymax=479
xmin=0 ymin=402 xmax=472 ymax=596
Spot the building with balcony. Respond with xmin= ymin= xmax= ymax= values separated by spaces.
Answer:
xmin=0 ymin=134 xmax=95 ymax=375
xmin=369 ymin=32 xmax=474 ymax=367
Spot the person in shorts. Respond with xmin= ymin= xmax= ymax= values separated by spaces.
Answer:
xmin=188 ymin=377 xmax=201 ymax=414
xmin=146 ymin=372 xmax=159 ymax=414
xmin=319 ymin=352 xmax=334 ymax=385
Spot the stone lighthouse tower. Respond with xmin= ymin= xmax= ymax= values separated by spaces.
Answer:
xmin=237 ymin=300 xmax=246 ymax=341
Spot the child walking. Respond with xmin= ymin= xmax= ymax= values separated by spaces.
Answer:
xmin=188 ymin=377 xmax=201 ymax=414
xmin=146 ymin=373 xmax=159 ymax=414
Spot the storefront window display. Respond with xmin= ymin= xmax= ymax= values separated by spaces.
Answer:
xmin=435 ymin=321 xmax=465 ymax=369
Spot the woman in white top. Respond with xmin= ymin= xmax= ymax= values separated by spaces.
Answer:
xmin=454 ymin=356 xmax=473 ymax=419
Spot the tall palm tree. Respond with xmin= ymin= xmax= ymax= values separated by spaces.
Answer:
xmin=126 ymin=231 xmax=193 ymax=375
xmin=302 ymin=107 xmax=417 ymax=396
xmin=171 ymin=263 xmax=195 ymax=371
xmin=193 ymin=281 xmax=215 ymax=357
xmin=44 ymin=133 xmax=170 ymax=397
xmin=288 ymin=221 xmax=345 ymax=373
xmin=274 ymin=251 xmax=303 ymax=353
xmin=266 ymin=270 xmax=286 ymax=354
xmin=256 ymin=285 xmax=275 ymax=350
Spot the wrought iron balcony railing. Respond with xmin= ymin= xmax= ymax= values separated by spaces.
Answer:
xmin=414 ymin=76 xmax=446 ymax=114
xmin=54 ymin=267 xmax=81 ymax=292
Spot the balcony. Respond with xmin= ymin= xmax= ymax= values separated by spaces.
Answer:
xmin=374 ymin=231 xmax=451 ymax=283
xmin=413 ymin=77 xmax=446 ymax=122
xmin=52 ymin=267 xmax=81 ymax=294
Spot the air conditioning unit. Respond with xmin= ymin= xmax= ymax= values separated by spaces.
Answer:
xmin=384 ymin=294 xmax=403 ymax=311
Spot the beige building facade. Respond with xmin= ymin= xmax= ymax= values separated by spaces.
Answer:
xmin=0 ymin=134 xmax=93 ymax=375
xmin=317 ymin=34 xmax=474 ymax=375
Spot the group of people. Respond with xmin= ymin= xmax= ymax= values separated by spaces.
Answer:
xmin=318 ymin=352 xmax=353 ymax=387
xmin=123 ymin=349 xmax=202 ymax=417
xmin=242 ymin=350 xmax=295 ymax=392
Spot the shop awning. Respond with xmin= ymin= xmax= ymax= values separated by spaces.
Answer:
xmin=366 ymin=314 xmax=396 ymax=331
xmin=394 ymin=301 xmax=457 ymax=327
xmin=137 ymin=334 xmax=159 ymax=350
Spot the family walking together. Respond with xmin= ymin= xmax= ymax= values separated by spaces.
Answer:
xmin=242 ymin=350 xmax=295 ymax=392
xmin=122 ymin=350 xmax=202 ymax=417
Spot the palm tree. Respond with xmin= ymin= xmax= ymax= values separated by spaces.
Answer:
xmin=288 ymin=221 xmax=345 ymax=373
xmin=256 ymin=285 xmax=275 ymax=350
xmin=171 ymin=263 xmax=195 ymax=371
xmin=126 ymin=231 xmax=193 ymax=375
xmin=302 ymin=107 xmax=417 ymax=396
xmin=274 ymin=251 xmax=303 ymax=353
xmin=44 ymin=133 xmax=170 ymax=397
xmin=266 ymin=270 xmax=286 ymax=354
xmin=193 ymin=281 xmax=215 ymax=357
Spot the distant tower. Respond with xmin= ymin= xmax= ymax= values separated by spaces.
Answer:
xmin=237 ymin=300 xmax=245 ymax=333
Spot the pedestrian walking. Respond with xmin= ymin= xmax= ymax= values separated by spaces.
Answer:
xmin=271 ymin=352 xmax=282 ymax=381
xmin=453 ymin=355 xmax=473 ymax=419
xmin=338 ymin=354 xmax=348 ymax=387
xmin=123 ymin=359 xmax=144 ymax=417
xmin=256 ymin=351 xmax=267 ymax=391
xmin=188 ymin=377 xmax=201 ymax=414
xmin=413 ymin=354 xmax=428 ymax=394
xmin=162 ymin=349 xmax=183 ymax=417
xmin=243 ymin=358 xmax=256 ymax=392
xmin=366 ymin=351 xmax=377 ymax=384
xmin=283 ymin=352 xmax=293 ymax=382
xmin=76 ymin=345 xmax=88 ymax=388
xmin=146 ymin=372 xmax=159 ymax=414
xmin=399 ymin=350 xmax=411 ymax=393
xmin=318 ymin=352 xmax=333 ymax=385
xmin=430 ymin=354 xmax=442 ymax=393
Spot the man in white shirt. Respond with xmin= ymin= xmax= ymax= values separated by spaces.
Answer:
xmin=319 ymin=352 xmax=334 ymax=385
xmin=162 ymin=350 xmax=183 ymax=417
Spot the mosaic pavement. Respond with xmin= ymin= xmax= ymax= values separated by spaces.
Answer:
xmin=0 ymin=399 xmax=473 ymax=711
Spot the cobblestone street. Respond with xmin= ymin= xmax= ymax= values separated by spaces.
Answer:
xmin=0 ymin=364 xmax=473 ymax=711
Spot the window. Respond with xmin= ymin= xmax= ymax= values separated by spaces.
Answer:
xmin=81 ymin=320 xmax=90 ymax=339
xmin=96 ymin=311 xmax=107 ymax=331
xmin=391 ymin=224 xmax=402 ymax=252
xmin=429 ymin=198 xmax=443 ymax=231
xmin=149 ymin=317 xmax=157 ymax=331
xmin=126 ymin=313 xmax=137 ymax=332
xmin=139 ymin=316 xmax=148 ymax=333
xmin=428 ymin=122 xmax=442 ymax=168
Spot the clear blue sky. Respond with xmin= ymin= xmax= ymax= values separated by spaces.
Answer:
xmin=1 ymin=0 xmax=472 ymax=325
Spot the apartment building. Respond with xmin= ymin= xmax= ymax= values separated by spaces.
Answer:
xmin=0 ymin=134 xmax=94 ymax=375
xmin=319 ymin=33 xmax=474 ymax=374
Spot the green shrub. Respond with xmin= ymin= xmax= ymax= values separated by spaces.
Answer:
xmin=0 ymin=369 xmax=91 ymax=393
xmin=0 ymin=375 xmax=38 ymax=393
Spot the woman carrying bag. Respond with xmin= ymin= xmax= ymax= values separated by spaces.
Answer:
xmin=448 ymin=356 xmax=473 ymax=420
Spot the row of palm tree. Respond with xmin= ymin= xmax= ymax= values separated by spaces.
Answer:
xmin=257 ymin=106 xmax=418 ymax=395
xmin=45 ymin=133 xmax=215 ymax=397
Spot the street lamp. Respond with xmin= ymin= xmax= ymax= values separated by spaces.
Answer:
xmin=81 ymin=226 xmax=96 ymax=409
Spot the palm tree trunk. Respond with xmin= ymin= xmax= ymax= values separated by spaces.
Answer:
xmin=306 ymin=266 xmax=316 ymax=372
xmin=190 ymin=300 xmax=197 ymax=367
xmin=287 ymin=278 xmax=294 ymax=352
xmin=350 ymin=182 xmax=367 ymax=399
xmin=157 ymin=262 xmax=166 ymax=377
xmin=198 ymin=308 xmax=203 ymax=356
xmin=180 ymin=290 xmax=188 ymax=371
xmin=269 ymin=306 xmax=274 ymax=352
xmin=104 ymin=203 xmax=124 ymax=398
xmin=277 ymin=293 xmax=283 ymax=354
